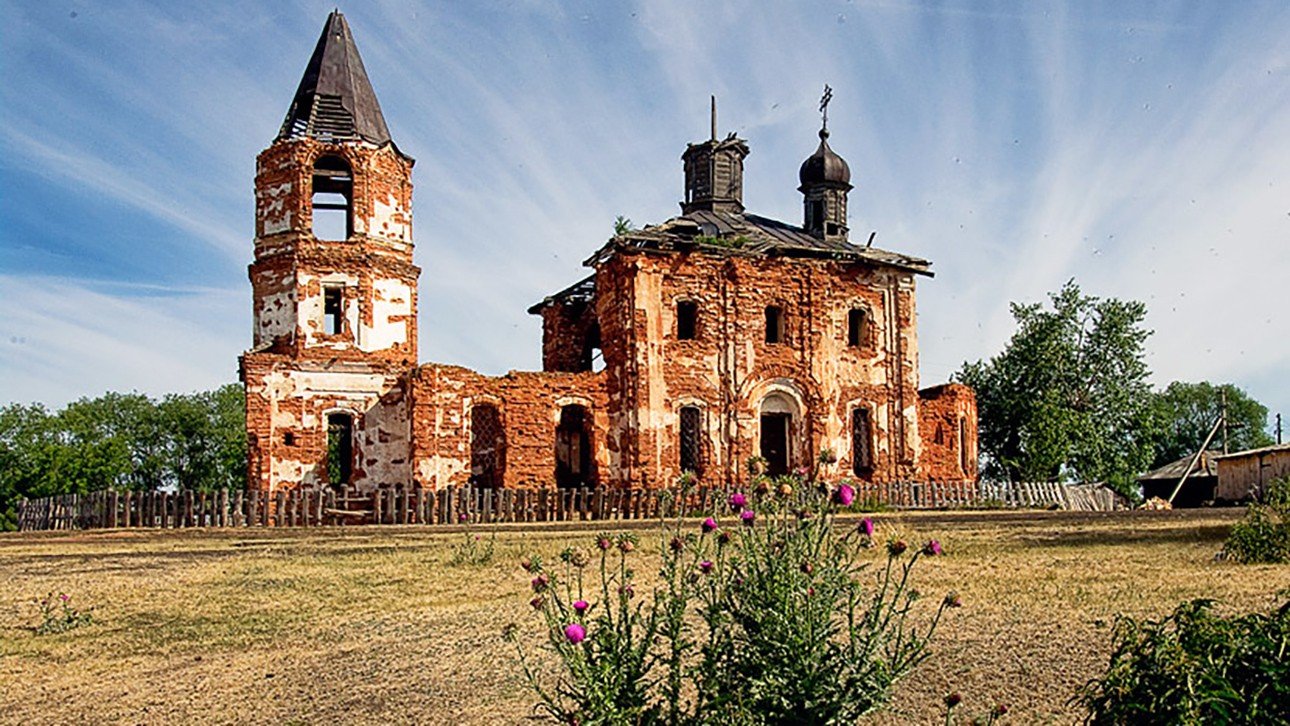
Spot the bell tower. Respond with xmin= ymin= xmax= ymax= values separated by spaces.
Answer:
xmin=250 ymin=10 xmax=418 ymax=365
xmin=242 ymin=11 xmax=418 ymax=494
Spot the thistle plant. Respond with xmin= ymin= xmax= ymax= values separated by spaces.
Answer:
xmin=35 ymin=592 xmax=92 ymax=635
xmin=508 ymin=471 xmax=957 ymax=725
xmin=449 ymin=512 xmax=496 ymax=566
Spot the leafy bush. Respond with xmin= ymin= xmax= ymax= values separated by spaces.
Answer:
xmin=1223 ymin=475 xmax=1290 ymax=564
xmin=35 ymin=592 xmax=93 ymax=635
xmin=1075 ymin=597 xmax=1290 ymax=725
xmin=506 ymin=474 xmax=956 ymax=725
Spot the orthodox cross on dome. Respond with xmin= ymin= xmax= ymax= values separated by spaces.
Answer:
xmin=819 ymin=84 xmax=833 ymax=134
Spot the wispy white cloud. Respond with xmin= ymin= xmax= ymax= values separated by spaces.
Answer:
xmin=0 ymin=0 xmax=1286 ymax=427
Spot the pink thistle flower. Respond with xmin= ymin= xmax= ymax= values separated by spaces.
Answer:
xmin=698 ymin=560 xmax=714 ymax=575
xmin=669 ymin=536 xmax=685 ymax=553
xmin=832 ymin=483 xmax=855 ymax=507
xmin=701 ymin=517 xmax=718 ymax=534
xmin=596 ymin=537 xmax=612 ymax=551
xmin=564 ymin=623 xmax=586 ymax=645
xmin=531 ymin=574 xmax=550 ymax=592
xmin=888 ymin=540 xmax=908 ymax=556
xmin=458 ymin=512 xmax=469 ymax=523
xmin=859 ymin=518 xmax=875 ymax=537
xmin=740 ymin=509 xmax=756 ymax=527
xmin=530 ymin=596 xmax=544 ymax=609
xmin=573 ymin=600 xmax=589 ymax=615
xmin=619 ymin=583 xmax=635 ymax=598
xmin=618 ymin=539 xmax=635 ymax=553
xmin=717 ymin=530 xmax=732 ymax=546
xmin=943 ymin=591 xmax=963 ymax=608
xmin=923 ymin=540 xmax=943 ymax=556
xmin=729 ymin=492 xmax=747 ymax=511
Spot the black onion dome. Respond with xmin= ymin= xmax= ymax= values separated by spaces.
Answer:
xmin=798 ymin=129 xmax=851 ymax=187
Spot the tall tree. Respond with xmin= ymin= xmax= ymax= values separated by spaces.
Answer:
xmin=956 ymin=281 xmax=1161 ymax=495
xmin=1151 ymin=382 xmax=1272 ymax=467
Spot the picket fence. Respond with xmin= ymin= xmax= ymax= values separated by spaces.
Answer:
xmin=14 ymin=479 xmax=1126 ymax=533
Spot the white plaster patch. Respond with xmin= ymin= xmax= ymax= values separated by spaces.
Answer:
xmin=372 ymin=193 xmax=410 ymax=242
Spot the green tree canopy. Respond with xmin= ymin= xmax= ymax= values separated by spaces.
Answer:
xmin=0 ymin=384 xmax=245 ymax=530
xmin=955 ymin=281 xmax=1161 ymax=495
xmin=1151 ymin=381 xmax=1272 ymax=467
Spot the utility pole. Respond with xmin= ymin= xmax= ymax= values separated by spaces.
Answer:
xmin=1221 ymin=388 xmax=1229 ymax=454
xmin=1277 ymin=413 xmax=1283 ymax=445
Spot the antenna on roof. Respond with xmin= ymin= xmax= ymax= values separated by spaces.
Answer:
xmin=866 ymin=231 xmax=876 ymax=248
xmin=710 ymin=95 xmax=717 ymax=141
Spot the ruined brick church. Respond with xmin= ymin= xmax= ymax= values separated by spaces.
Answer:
xmin=241 ymin=12 xmax=978 ymax=495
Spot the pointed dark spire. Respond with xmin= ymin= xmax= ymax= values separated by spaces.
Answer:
xmin=278 ymin=11 xmax=393 ymax=145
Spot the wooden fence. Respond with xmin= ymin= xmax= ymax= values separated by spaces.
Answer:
xmin=15 ymin=480 xmax=1127 ymax=532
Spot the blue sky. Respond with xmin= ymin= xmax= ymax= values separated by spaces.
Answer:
xmin=1 ymin=0 xmax=1287 ymax=433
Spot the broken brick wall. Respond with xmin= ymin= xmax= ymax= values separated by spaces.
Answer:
xmin=409 ymin=364 xmax=610 ymax=490
xmin=242 ymin=352 xmax=412 ymax=493
xmin=587 ymin=250 xmax=924 ymax=489
xmin=916 ymin=383 xmax=978 ymax=482
xmin=540 ymin=302 xmax=598 ymax=373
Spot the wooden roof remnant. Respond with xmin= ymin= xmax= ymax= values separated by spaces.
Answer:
xmin=582 ymin=209 xmax=933 ymax=276
xmin=278 ymin=10 xmax=395 ymax=148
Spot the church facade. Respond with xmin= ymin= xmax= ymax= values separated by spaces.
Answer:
xmin=241 ymin=12 xmax=977 ymax=494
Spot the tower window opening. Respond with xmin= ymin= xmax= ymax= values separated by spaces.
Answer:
xmin=852 ymin=407 xmax=873 ymax=476
xmin=312 ymin=156 xmax=352 ymax=241
xmin=677 ymin=301 xmax=698 ymax=340
xmin=765 ymin=306 xmax=785 ymax=344
xmin=847 ymin=308 xmax=865 ymax=347
xmin=581 ymin=324 xmax=604 ymax=373
xmin=959 ymin=417 xmax=970 ymax=476
xmin=679 ymin=406 xmax=703 ymax=475
xmin=323 ymin=285 xmax=344 ymax=335
xmin=326 ymin=412 xmax=354 ymax=488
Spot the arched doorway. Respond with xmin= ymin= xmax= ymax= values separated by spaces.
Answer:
xmin=555 ymin=404 xmax=595 ymax=488
xmin=326 ymin=411 xmax=354 ymax=489
xmin=759 ymin=392 xmax=800 ymax=476
xmin=470 ymin=403 xmax=505 ymax=488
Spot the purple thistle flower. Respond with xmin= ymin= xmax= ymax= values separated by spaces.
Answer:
xmin=741 ymin=509 xmax=756 ymax=527
xmin=729 ymin=492 xmax=747 ymax=511
xmin=531 ymin=574 xmax=550 ymax=592
xmin=833 ymin=483 xmax=855 ymax=507
xmin=888 ymin=539 xmax=908 ymax=556
xmin=923 ymin=540 xmax=943 ymax=556
xmin=669 ymin=536 xmax=685 ymax=553
xmin=530 ymin=596 xmax=545 ymax=609
xmin=573 ymin=600 xmax=589 ymax=615
xmin=859 ymin=518 xmax=875 ymax=537
xmin=564 ymin=623 xmax=586 ymax=644
xmin=596 ymin=537 xmax=612 ymax=551
xmin=699 ymin=560 xmax=714 ymax=575
xmin=458 ymin=512 xmax=469 ymax=523
xmin=701 ymin=517 xmax=718 ymax=534
xmin=717 ymin=530 xmax=732 ymax=546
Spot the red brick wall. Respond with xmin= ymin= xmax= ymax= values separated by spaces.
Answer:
xmin=917 ymin=383 xmax=978 ymax=481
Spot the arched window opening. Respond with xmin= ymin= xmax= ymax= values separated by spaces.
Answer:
xmin=679 ymin=406 xmax=703 ymax=476
xmin=847 ymin=308 xmax=866 ymax=347
xmin=765 ymin=306 xmax=785 ymax=344
xmin=555 ymin=405 xmax=595 ymax=488
xmin=852 ymin=407 xmax=873 ymax=476
xmin=312 ymin=156 xmax=352 ymax=241
xmin=677 ymin=301 xmax=698 ymax=340
xmin=470 ymin=404 xmax=505 ymax=489
xmin=326 ymin=412 xmax=354 ymax=488
xmin=759 ymin=392 xmax=799 ymax=476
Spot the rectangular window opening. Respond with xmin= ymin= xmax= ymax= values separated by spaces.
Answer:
xmin=765 ymin=306 xmax=784 ymax=344
xmin=327 ymin=413 xmax=353 ymax=488
xmin=848 ymin=308 xmax=865 ymax=347
xmin=323 ymin=285 xmax=344 ymax=335
xmin=677 ymin=301 xmax=698 ymax=340
xmin=679 ymin=406 xmax=703 ymax=475
xmin=852 ymin=407 xmax=873 ymax=476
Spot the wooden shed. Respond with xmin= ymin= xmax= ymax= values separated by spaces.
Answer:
xmin=1214 ymin=443 xmax=1290 ymax=502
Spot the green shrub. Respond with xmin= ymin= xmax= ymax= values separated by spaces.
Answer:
xmin=1075 ymin=597 xmax=1290 ymax=725
xmin=506 ymin=474 xmax=955 ymax=725
xmin=1224 ymin=475 xmax=1290 ymax=564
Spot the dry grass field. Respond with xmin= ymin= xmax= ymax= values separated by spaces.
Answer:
xmin=2 ymin=509 xmax=1286 ymax=725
